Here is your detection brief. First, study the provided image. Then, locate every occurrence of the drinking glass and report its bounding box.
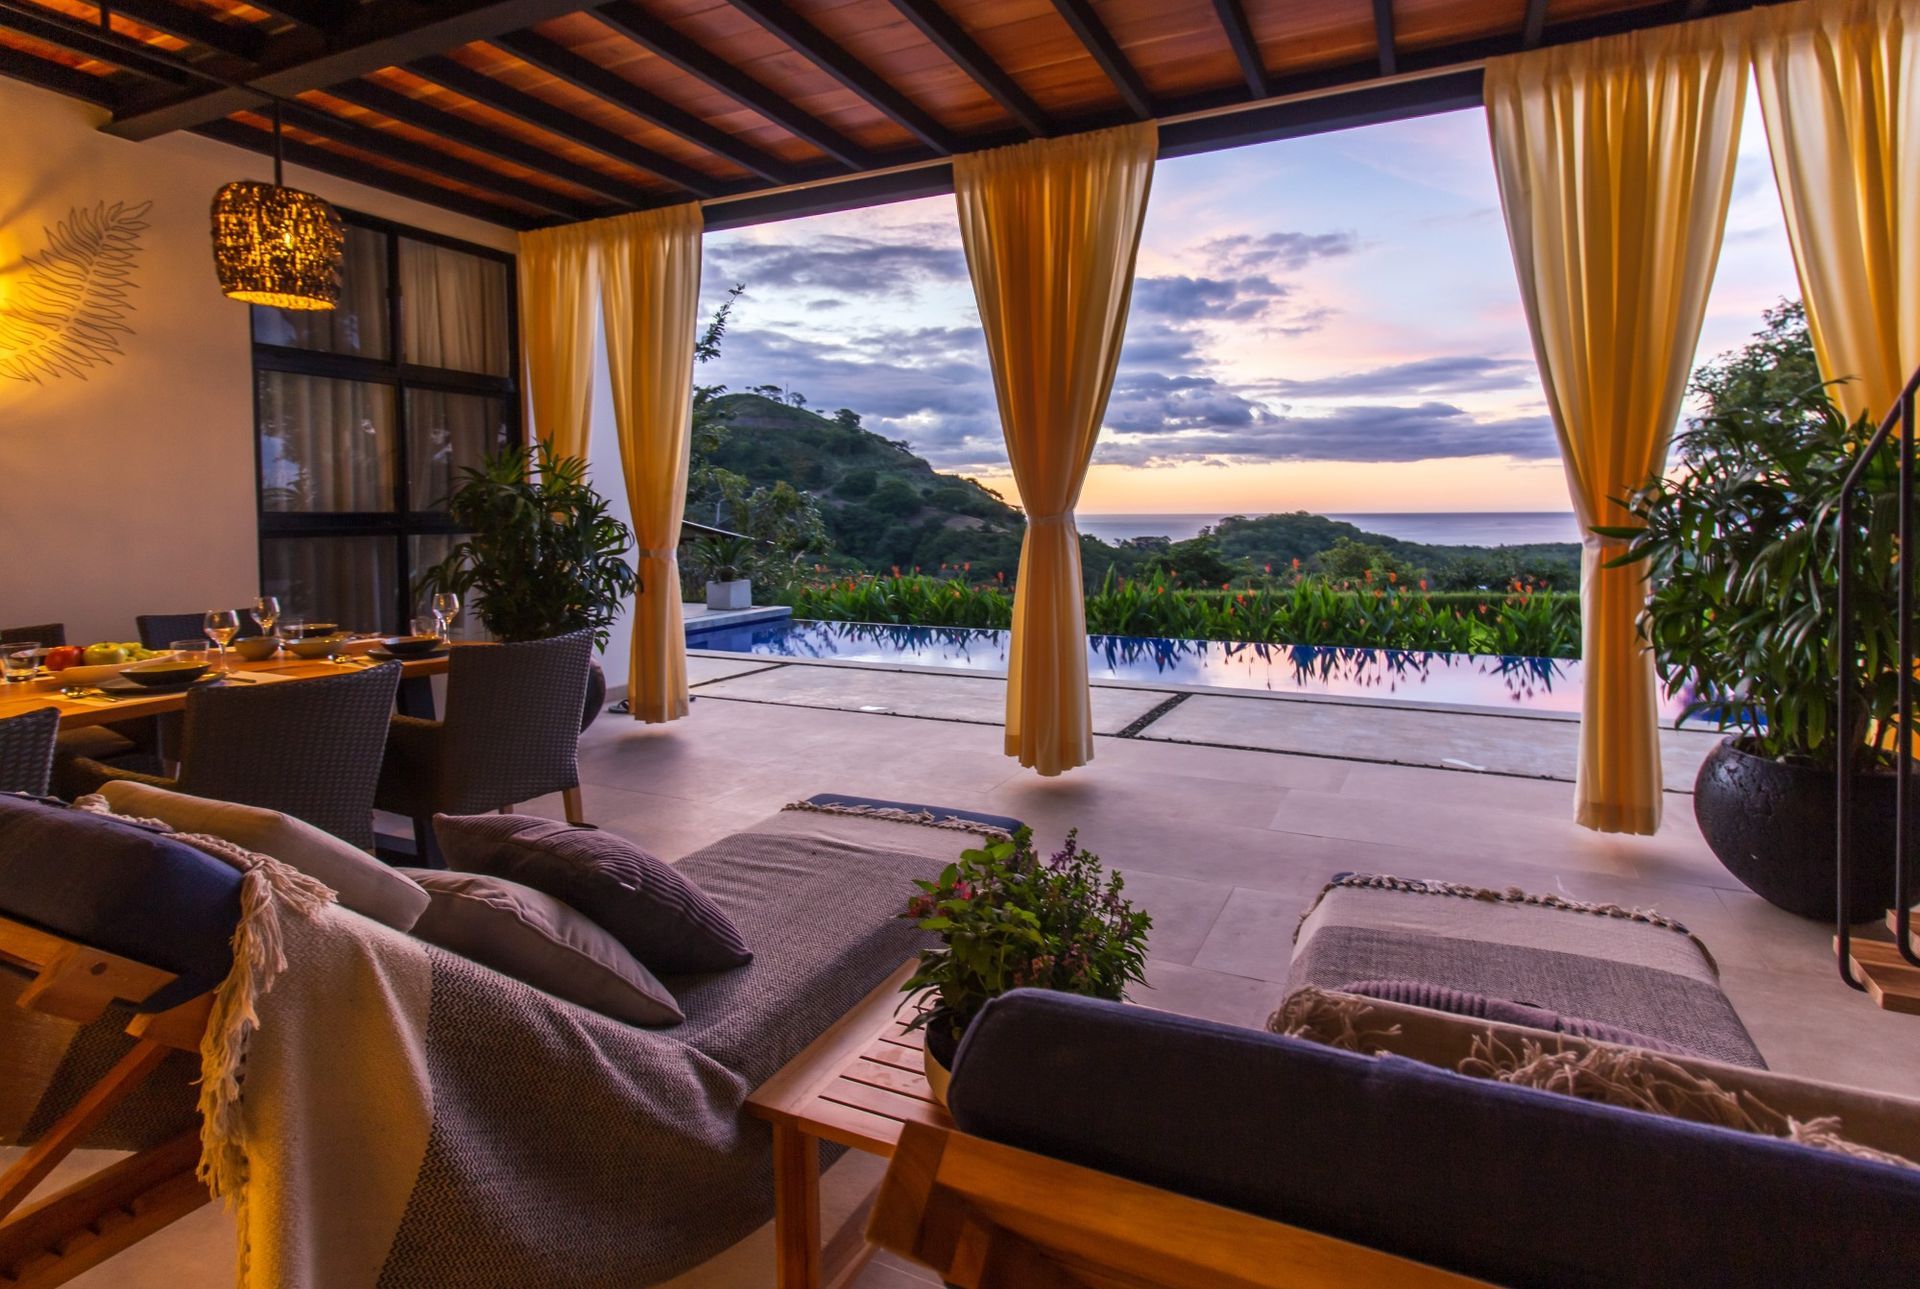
[411,615,439,640]
[203,609,241,673]
[280,615,305,642]
[169,640,210,667]
[1,642,39,684]
[251,595,280,644]
[430,592,460,643]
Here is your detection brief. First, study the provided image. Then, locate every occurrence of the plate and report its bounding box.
[367,644,450,662]
[36,655,173,688]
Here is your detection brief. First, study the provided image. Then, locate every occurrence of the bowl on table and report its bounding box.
[377,635,441,659]
[232,636,283,662]
[291,622,338,640]
[38,656,165,688]
[120,659,211,688]
[287,633,349,659]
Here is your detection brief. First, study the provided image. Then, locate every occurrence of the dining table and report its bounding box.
[0,640,456,729]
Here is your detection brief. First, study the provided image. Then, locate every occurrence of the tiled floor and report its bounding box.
[41,667,1920,1289]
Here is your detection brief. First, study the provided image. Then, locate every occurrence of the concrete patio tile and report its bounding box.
[1114,870,1234,967]
[1189,886,1313,983]
[689,665,1175,734]
[1136,959,1282,1031]
[1088,731,1355,792]
[1337,759,1581,817]
[686,655,787,685]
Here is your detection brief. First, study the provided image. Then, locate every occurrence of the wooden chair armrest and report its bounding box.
[867,1121,1486,1289]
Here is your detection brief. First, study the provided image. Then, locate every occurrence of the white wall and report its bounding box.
[582,317,632,693]
[0,78,513,646]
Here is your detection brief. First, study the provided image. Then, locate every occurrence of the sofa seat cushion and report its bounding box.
[1288,874,1763,1067]
[99,780,429,933]
[949,990,1920,1289]
[0,793,241,1010]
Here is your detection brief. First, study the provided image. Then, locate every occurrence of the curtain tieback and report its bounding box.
[1027,512,1076,529]
[636,547,678,561]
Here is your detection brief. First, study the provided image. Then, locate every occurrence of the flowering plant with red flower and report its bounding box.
[899,827,1151,1054]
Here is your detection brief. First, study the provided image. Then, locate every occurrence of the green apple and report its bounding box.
[82,643,129,666]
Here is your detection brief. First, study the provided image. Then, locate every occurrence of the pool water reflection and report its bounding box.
[687,618,1705,722]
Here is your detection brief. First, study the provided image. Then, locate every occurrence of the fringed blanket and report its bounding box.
[7,804,988,1287]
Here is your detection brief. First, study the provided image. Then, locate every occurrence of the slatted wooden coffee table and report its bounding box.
[746,959,950,1289]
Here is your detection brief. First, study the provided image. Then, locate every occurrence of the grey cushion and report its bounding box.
[101,781,429,933]
[1338,979,1692,1055]
[399,869,684,1027]
[0,793,241,1010]
[433,813,750,974]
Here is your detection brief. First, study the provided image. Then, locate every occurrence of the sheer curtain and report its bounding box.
[400,239,510,374]
[954,122,1157,776]
[1486,17,1748,834]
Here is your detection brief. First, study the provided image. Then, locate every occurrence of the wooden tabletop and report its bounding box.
[747,960,951,1156]
[0,643,452,729]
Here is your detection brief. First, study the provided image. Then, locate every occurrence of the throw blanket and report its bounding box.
[8,806,984,1287]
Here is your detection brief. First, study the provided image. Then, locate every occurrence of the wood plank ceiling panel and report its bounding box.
[1242,0,1380,79]
[1092,0,1243,101]
[642,0,923,153]
[938,0,1122,119]
[1393,0,1529,54]
[451,37,755,181]
[790,0,1010,134]
[537,10,827,164]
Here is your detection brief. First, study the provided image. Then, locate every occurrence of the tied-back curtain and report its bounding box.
[517,223,598,461]
[954,122,1157,776]
[1486,18,1748,834]
[598,204,703,724]
[1752,0,1919,421]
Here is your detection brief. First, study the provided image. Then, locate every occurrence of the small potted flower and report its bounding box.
[901,827,1151,1104]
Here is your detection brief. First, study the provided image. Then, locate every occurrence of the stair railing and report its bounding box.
[1837,365,1920,989]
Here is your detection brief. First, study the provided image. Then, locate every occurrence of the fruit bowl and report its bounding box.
[40,656,168,688]
[121,660,211,687]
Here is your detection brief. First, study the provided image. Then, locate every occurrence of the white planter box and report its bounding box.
[705,579,752,611]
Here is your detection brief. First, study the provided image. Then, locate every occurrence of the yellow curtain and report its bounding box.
[954,123,1156,776]
[1485,18,1748,834]
[598,204,703,724]
[1752,0,1919,421]
[516,222,597,461]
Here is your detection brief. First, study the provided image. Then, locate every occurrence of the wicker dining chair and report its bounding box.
[375,630,594,864]
[61,662,403,849]
[133,611,262,651]
[2,623,65,648]
[0,707,59,796]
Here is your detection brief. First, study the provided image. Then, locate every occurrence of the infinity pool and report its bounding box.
[686,618,1704,721]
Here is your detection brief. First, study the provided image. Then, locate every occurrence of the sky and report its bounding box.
[698,91,1801,516]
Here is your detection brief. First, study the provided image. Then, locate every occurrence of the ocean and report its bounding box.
[1076,512,1582,548]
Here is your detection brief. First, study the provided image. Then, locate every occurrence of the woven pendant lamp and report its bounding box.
[210,104,344,310]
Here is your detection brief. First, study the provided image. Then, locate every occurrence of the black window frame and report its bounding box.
[250,209,522,634]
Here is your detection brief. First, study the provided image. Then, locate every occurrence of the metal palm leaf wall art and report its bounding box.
[0,199,153,384]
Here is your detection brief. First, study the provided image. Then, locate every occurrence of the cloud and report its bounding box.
[1202,230,1357,274]
[1094,402,1559,466]
[1131,274,1290,322]
[1261,355,1540,398]
[707,234,965,296]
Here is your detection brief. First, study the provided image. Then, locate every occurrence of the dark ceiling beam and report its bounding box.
[884,0,1049,136]
[0,43,123,105]
[593,2,877,170]
[0,3,190,89]
[1520,0,1549,48]
[1372,0,1397,76]
[1049,0,1151,118]
[102,0,609,140]
[273,98,605,220]
[723,0,958,153]
[1209,0,1268,98]
[103,0,267,63]
[195,114,537,227]
[323,78,663,209]
[409,53,728,198]
[491,29,802,184]
[244,1,352,33]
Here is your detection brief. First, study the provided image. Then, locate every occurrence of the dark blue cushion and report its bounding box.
[0,794,242,1010]
[801,793,1022,836]
[947,990,1920,1288]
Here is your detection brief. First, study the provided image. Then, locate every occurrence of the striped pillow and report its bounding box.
[433,814,752,975]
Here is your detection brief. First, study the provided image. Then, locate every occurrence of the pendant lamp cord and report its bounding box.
[271,100,285,187]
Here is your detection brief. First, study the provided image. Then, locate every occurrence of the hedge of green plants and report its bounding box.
[773,569,1581,659]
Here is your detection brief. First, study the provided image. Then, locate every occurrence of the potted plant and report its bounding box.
[900,827,1151,1103]
[418,441,637,731]
[691,534,755,611]
[1602,387,1912,920]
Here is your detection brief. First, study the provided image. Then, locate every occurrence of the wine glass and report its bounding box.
[203,609,241,674]
[430,592,460,643]
[251,595,280,647]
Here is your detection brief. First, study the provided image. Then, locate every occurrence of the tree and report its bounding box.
[1688,298,1824,423]
[834,408,862,430]
[869,477,922,518]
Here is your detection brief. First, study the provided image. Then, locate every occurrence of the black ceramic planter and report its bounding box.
[1693,737,1907,922]
[581,659,606,732]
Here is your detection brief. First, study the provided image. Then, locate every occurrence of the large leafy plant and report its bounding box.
[418,442,637,650]
[1599,387,1905,772]
[901,828,1151,1046]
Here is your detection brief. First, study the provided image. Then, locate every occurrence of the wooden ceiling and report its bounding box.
[0,0,1781,231]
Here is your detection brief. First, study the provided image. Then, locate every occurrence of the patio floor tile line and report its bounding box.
[688,660,789,687]
[1114,691,1190,738]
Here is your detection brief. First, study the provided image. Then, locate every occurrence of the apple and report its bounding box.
[82,643,129,666]
[44,646,83,671]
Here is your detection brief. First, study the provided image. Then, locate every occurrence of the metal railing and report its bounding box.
[1837,365,1920,988]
